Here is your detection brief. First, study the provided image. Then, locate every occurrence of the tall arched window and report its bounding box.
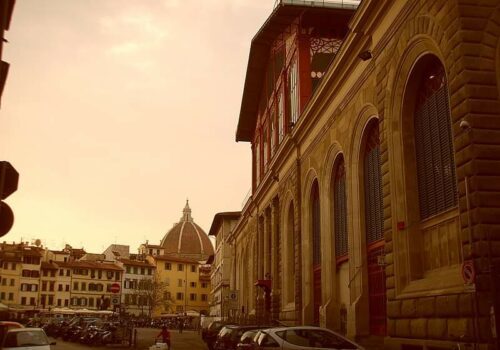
[363,119,386,336]
[285,201,295,304]
[414,58,458,219]
[364,123,383,244]
[312,182,321,266]
[403,55,461,276]
[332,156,348,263]
[311,180,321,325]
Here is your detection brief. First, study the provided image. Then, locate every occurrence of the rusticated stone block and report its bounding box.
[428,318,447,339]
[387,318,396,336]
[387,288,396,301]
[416,297,435,317]
[436,295,459,317]
[395,319,411,338]
[386,276,395,289]
[410,318,427,338]
[401,299,417,318]
[385,263,394,276]
[387,300,401,318]
[458,293,473,316]
[448,318,474,340]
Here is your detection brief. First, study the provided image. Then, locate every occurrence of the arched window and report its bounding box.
[414,58,458,219]
[285,201,295,304]
[364,122,383,244]
[312,182,321,266]
[402,55,461,276]
[332,156,348,263]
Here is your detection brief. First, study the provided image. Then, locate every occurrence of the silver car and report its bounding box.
[2,327,56,350]
[253,326,363,350]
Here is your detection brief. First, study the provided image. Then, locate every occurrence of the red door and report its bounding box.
[313,265,321,325]
[367,241,386,335]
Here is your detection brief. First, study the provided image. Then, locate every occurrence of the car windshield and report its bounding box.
[3,330,49,347]
[281,329,357,349]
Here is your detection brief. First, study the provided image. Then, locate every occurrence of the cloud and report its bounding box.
[100,11,168,61]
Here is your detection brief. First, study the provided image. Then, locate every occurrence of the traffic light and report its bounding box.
[0,161,18,237]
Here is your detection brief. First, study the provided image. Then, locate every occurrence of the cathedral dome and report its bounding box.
[160,201,214,261]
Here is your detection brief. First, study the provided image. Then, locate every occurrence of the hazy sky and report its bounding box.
[0,0,273,253]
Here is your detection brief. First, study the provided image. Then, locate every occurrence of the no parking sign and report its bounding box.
[461,260,476,285]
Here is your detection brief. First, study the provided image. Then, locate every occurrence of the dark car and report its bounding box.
[202,321,228,350]
[214,325,272,350]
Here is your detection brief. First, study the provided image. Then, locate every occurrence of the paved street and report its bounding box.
[50,328,208,350]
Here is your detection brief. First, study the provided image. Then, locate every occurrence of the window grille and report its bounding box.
[312,182,321,266]
[414,63,458,219]
[364,122,383,244]
[333,157,348,259]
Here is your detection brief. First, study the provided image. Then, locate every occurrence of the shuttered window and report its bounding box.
[312,182,321,267]
[333,157,348,259]
[414,63,458,220]
[364,123,383,244]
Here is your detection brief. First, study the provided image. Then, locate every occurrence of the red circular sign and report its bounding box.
[461,260,475,284]
[110,283,121,293]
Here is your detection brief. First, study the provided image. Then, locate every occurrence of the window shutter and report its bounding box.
[334,159,349,258]
[364,124,383,244]
[414,67,458,220]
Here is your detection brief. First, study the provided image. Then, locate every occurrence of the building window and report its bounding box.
[81,282,86,291]
[50,270,56,277]
[1,279,5,286]
[311,181,321,267]
[41,281,47,291]
[178,279,183,287]
[126,266,131,274]
[201,282,208,288]
[364,120,383,245]
[89,298,94,307]
[190,293,196,301]
[8,293,13,301]
[30,297,36,306]
[165,263,171,270]
[287,56,299,125]
[176,305,184,312]
[190,282,196,288]
[255,136,260,186]
[73,282,78,291]
[278,89,285,143]
[333,155,348,262]
[176,292,184,300]
[57,299,61,306]
[48,295,54,306]
[21,297,26,305]
[0,292,5,300]
[414,60,458,219]
[49,282,55,292]
[59,269,64,276]
[10,279,14,286]
[201,294,207,302]
[58,284,62,292]
[64,299,69,307]
[65,285,70,292]
[190,265,196,273]
[177,264,184,272]
[402,55,461,277]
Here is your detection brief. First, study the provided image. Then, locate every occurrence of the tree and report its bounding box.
[130,273,172,318]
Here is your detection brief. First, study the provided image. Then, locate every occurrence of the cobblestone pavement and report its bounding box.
[50,328,208,350]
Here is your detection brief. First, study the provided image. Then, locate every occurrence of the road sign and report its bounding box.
[462,260,476,284]
[111,296,120,305]
[110,283,121,294]
[227,290,239,309]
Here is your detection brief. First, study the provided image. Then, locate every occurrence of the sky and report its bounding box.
[0,0,275,253]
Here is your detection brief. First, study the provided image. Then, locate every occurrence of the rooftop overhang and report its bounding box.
[208,211,241,237]
[235,0,359,142]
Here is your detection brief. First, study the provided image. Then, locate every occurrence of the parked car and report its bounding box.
[202,321,228,350]
[0,321,23,345]
[1,327,55,350]
[252,326,363,350]
[215,325,274,350]
[236,329,261,349]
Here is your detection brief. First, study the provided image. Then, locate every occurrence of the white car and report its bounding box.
[1,328,55,350]
[253,326,364,350]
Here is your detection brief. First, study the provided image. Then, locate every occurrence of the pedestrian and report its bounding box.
[178,319,183,334]
[156,325,171,349]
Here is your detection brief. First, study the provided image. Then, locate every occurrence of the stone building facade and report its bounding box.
[229,0,500,349]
